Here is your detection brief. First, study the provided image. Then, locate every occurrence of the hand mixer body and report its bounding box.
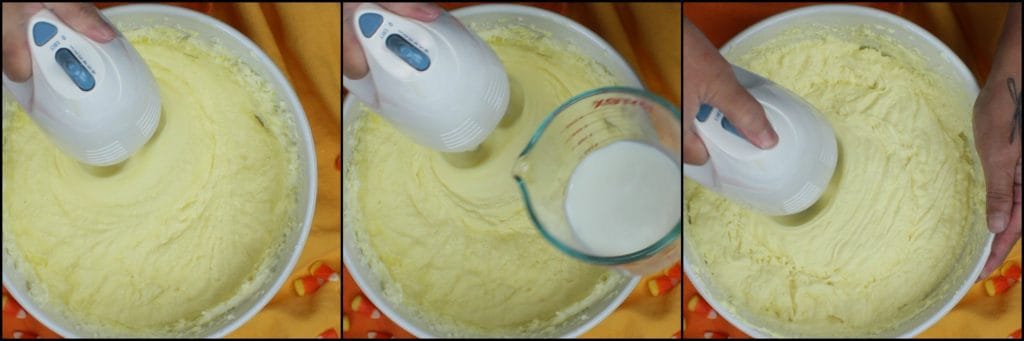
[683,66,838,216]
[2,9,161,167]
[342,3,510,152]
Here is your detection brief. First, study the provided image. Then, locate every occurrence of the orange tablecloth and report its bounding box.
[683,2,1022,338]
[2,2,341,338]
[341,2,682,339]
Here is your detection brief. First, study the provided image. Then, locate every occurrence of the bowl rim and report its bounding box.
[684,3,993,339]
[1,3,318,338]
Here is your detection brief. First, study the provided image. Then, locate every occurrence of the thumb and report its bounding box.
[705,68,778,149]
[47,3,115,43]
[378,3,442,22]
[983,160,1015,233]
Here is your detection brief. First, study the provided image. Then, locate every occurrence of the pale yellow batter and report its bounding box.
[684,26,985,336]
[344,24,626,336]
[2,26,298,336]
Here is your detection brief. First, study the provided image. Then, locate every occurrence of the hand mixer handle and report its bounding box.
[684,65,837,216]
[340,3,397,111]
[682,159,716,188]
[1,76,33,113]
[342,72,378,109]
[683,102,768,190]
[342,3,510,152]
[2,8,161,166]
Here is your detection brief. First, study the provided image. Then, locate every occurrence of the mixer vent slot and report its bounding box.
[441,117,483,150]
[136,98,160,136]
[86,141,127,165]
[783,182,821,213]
[482,78,506,117]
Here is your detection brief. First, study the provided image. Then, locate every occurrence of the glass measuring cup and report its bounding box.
[512,86,681,276]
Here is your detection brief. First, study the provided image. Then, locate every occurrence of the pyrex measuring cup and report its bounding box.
[513,86,681,276]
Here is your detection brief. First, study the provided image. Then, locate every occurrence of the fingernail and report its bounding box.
[420,6,441,19]
[988,213,1007,233]
[99,26,115,41]
[756,129,778,149]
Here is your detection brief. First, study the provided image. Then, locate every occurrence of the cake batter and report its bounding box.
[684,26,984,336]
[2,26,299,335]
[344,24,626,336]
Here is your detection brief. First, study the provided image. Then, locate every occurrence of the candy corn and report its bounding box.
[687,295,712,315]
[1010,328,1021,339]
[703,331,728,339]
[351,294,381,319]
[310,260,335,281]
[295,275,325,296]
[367,331,392,339]
[666,261,681,281]
[12,331,37,339]
[673,329,681,338]
[317,328,339,339]
[649,275,677,296]
[985,276,1012,296]
[1001,262,1021,283]
[343,314,349,332]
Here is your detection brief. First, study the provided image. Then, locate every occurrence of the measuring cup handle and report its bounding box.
[683,161,716,189]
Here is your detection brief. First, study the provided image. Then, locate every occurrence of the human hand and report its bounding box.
[2,3,114,82]
[682,17,777,165]
[974,3,1021,281]
[342,2,442,79]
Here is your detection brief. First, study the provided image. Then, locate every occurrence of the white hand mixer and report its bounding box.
[2,9,161,167]
[684,65,838,216]
[342,3,509,152]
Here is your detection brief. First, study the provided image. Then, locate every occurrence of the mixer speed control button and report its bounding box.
[720,116,745,139]
[386,34,430,71]
[696,104,713,122]
[54,48,95,91]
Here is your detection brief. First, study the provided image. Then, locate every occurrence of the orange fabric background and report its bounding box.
[2,2,341,338]
[683,2,1022,339]
[341,2,682,339]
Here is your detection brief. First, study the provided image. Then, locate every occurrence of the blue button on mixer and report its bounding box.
[696,104,712,122]
[358,13,383,38]
[697,104,745,139]
[720,116,744,138]
[32,21,57,47]
[386,34,430,71]
[55,48,94,91]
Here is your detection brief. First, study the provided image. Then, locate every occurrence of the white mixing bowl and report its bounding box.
[342,4,644,338]
[1,4,318,337]
[683,4,992,338]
